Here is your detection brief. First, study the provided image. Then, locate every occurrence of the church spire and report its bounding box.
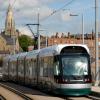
[5,4,15,37]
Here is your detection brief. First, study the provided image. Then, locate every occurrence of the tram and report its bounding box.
[3,44,92,96]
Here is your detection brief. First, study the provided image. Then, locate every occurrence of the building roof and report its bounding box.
[0,51,10,54]
[1,33,14,45]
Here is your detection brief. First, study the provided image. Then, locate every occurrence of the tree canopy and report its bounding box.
[18,35,34,51]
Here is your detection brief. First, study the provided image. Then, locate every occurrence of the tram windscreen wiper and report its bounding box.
[69,75,83,80]
[70,75,77,80]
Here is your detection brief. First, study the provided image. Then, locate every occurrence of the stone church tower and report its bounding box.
[0,4,20,55]
[5,4,15,37]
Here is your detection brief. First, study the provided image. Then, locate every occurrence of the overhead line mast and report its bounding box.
[26,14,40,50]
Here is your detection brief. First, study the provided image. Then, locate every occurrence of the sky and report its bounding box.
[0,0,100,37]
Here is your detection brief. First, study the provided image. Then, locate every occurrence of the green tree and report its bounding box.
[18,35,34,51]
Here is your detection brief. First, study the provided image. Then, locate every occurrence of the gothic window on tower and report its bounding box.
[8,22,10,26]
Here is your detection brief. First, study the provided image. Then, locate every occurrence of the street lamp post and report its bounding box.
[95,0,99,86]
[46,32,48,47]
[70,14,84,44]
[82,14,84,44]
[37,13,40,50]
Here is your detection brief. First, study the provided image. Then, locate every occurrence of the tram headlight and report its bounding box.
[85,78,91,83]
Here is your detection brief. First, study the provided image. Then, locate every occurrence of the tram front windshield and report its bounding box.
[62,55,88,76]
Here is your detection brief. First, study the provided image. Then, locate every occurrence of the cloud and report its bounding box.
[11,0,56,10]
[61,10,71,21]
[0,0,8,10]
[38,6,53,20]
[14,6,53,20]
[11,0,39,9]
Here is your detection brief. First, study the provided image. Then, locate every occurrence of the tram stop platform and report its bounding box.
[91,86,100,97]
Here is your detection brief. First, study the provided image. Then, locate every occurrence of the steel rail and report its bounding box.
[0,83,33,100]
[0,94,6,100]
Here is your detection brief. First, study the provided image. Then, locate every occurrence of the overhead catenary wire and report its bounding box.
[41,0,76,22]
[8,0,76,23]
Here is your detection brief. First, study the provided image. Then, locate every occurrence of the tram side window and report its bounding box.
[28,60,31,76]
[32,59,35,76]
[12,61,15,73]
[10,62,14,73]
[29,59,33,77]
[18,60,20,75]
[26,59,30,76]
[5,62,8,70]
[21,60,24,74]
[3,61,7,73]
[54,56,60,75]
[48,56,53,77]
[10,62,12,73]
[39,58,44,77]
[43,57,48,77]
[18,60,23,75]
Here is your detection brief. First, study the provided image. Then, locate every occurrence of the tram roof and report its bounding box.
[18,52,27,59]
[3,44,89,60]
[9,53,20,61]
[39,44,89,57]
[25,50,39,59]
[3,55,11,61]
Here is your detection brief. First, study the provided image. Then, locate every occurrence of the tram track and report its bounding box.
[0,83,33,100]
[0,82,100,100]
[0,95,6,100]
[63,94,100,100]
